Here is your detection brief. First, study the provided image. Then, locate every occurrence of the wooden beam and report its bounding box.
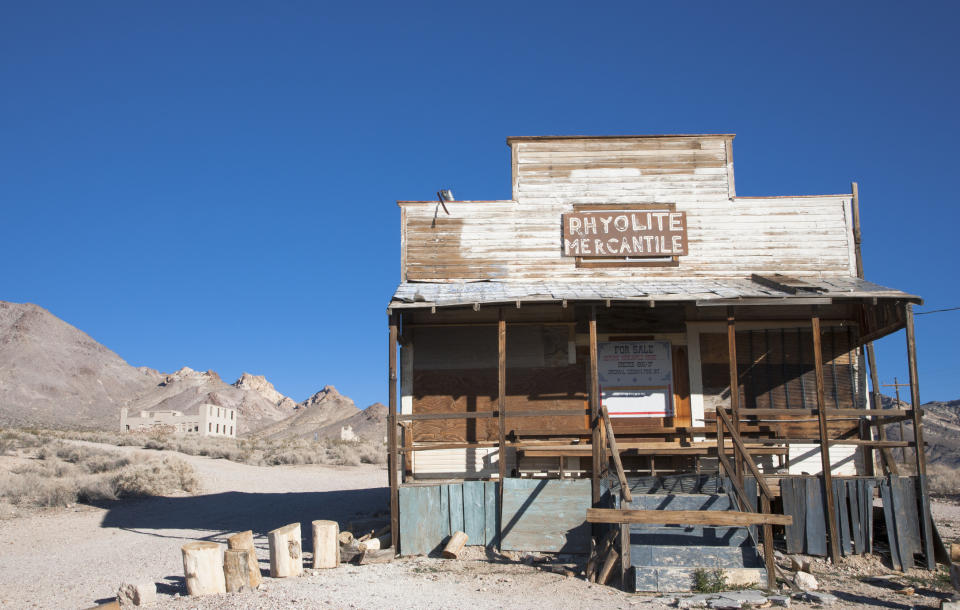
[727,307,743,480]
[388,312,399,553]
[906,304,935,570]
[589,306,601,506]
[867,342,899,475]
[812,309,841,563]
[396,411,497,421]
[715,408,774,500]
[498,309,507,528]
[600,404,632,502]
[586,508,793,527]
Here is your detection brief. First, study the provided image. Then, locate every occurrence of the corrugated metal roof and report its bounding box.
[388,277,920,309]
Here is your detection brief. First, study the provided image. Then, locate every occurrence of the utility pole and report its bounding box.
[882,377,912,462]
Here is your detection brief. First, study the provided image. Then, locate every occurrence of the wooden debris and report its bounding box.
[586,529,617,583]
[338,531,355,546]
[226,530,261,589]
[181,542,226,596]
[223,549,252,593]
[357,548,394,565]
[597,548,620,585]
[441,531,469,559]
[268,522,303,578]
[951,542,960,563]
[312,520,339,569]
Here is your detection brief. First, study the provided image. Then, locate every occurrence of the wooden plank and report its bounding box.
[727,307,743,480]
[449,483,464,536]
[847,479,863,554]
[812,311,841,563]
[500,479,591,552]
[890,476,916,569]
[782,478,807,554]
[835,478,852,555]
[485,480,497,548]
[388,312,400,552]
[586,508,792,526]
[398,411,498,421]
[600,403,632,502]
[880,478,902,571]
[863,478,875,555]
[589,307,601,506]
[905,304,935,570]
[497,310,506,536]
[805,477,828,556]
[462,481,486,544]
[398,485,442,556]
[439,483,451,539]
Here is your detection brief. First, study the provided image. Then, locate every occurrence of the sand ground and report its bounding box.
[0,443,957,609]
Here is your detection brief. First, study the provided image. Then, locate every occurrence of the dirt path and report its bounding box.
[0,443,387,609]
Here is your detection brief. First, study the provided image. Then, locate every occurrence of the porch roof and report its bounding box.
[388,276,921,309]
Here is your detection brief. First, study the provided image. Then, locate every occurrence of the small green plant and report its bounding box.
[692,568,727,593]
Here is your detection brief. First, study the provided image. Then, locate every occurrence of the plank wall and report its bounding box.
[400,136,855,281]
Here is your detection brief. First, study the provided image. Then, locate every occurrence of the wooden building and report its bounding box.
[385,134,934,591]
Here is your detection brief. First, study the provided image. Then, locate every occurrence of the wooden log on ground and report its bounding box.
[586,528,617,582]
[441,531,469,559]
[338,531,354,546]
[312,520,339,569]
[358,538,380,552]
[268,523,303,578]
[226,530,261,589]
[357,548,394,565]
[181,542,226,596]
[340,541,363,564]
[951,542,960,563]
[223,549,252,593]
[598,548,620,585]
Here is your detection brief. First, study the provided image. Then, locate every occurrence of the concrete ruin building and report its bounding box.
[384,134,937,591]
[120,403,237,438]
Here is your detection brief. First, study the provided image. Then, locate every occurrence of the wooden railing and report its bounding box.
[715,406,777,591]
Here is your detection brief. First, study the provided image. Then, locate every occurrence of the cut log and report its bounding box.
[357,548,394,565]
[223,549,252,593]
[312,520,339,569]
[340,541,362,564]
[181,542,226,596]
[951,543,960,563]
[597,548,620,586]
[441,531,469,559]
[338,531,354,546]
[226,530,261,589]
[358,538,380,552]
[586,529,617,583]
[268,523,303,578]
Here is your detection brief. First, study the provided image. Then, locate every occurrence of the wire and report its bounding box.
[914,306,960,316]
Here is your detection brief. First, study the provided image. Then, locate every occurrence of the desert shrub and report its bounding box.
[81,453,130,474]
[112,457,200,497]
[35,479,78,507]
[326,442,361,466]
[77,476,119,502]
[692,568,727,593]
[358,443,387,465]
[928,464,960,497]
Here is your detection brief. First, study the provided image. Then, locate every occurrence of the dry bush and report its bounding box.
[112,457,200,497]
[928,464,960,497]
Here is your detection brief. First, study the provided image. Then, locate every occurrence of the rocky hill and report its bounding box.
[880,394,960,468]
[251,386,387,442]
[0,301,300,432]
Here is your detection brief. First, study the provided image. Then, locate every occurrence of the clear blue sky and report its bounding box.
[2,2,958,407]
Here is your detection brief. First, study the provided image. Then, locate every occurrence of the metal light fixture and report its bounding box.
[436,189,454,215]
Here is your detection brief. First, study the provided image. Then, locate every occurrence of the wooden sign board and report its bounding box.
[561,210,688,257]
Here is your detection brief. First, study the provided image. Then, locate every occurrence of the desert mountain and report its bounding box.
[252,386,387,442]
[0,301,296,432]
[880,394,960,468]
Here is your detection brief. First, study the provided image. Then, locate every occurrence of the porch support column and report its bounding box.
[905,303,935,569]
[388,311,399,553]
[811,308,841,563]
[589,305,601,505]
[497,308,507,548]
[725,307,743,480]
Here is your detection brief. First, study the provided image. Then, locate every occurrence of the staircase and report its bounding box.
[624,492,767,592]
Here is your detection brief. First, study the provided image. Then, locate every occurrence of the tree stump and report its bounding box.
[223,549,252,593]
[312,520,339,569]
[181,542,226,596]
[441,531,468,559]
[226,530,261,589]
[268,523,303,578]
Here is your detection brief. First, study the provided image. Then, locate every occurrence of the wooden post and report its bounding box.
[726,307,743,482]
[761,495,775,590]
[497,308,507,549]
[181,542,225,596]
[905,303,935,570]
[268,522,303,578]
[226,530,261,589]
[620,522,631,591]
[388,311,399,553]
[589,306,601,506]
[812,310,841,563]
[223,549,252,593]
[600,404,632,502]
[311,520,339,569]
[866,344,898,475]
[442,531,469,558]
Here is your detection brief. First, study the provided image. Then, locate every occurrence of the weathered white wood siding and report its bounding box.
[411,447,516,479]
[401,135,856,281]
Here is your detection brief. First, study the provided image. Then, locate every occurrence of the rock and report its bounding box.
[794,591,837,606]
[794,570,818,590]
[769,595,791,607]
[789,556,811,573]
[676,594,715,608]
[707,599,740,610]
[941,601,960,610]
[719,591,767,604]
[117,582,156,606]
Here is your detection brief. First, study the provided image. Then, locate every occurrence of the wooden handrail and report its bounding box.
[716,407,775,502]
[600,404,632,502]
